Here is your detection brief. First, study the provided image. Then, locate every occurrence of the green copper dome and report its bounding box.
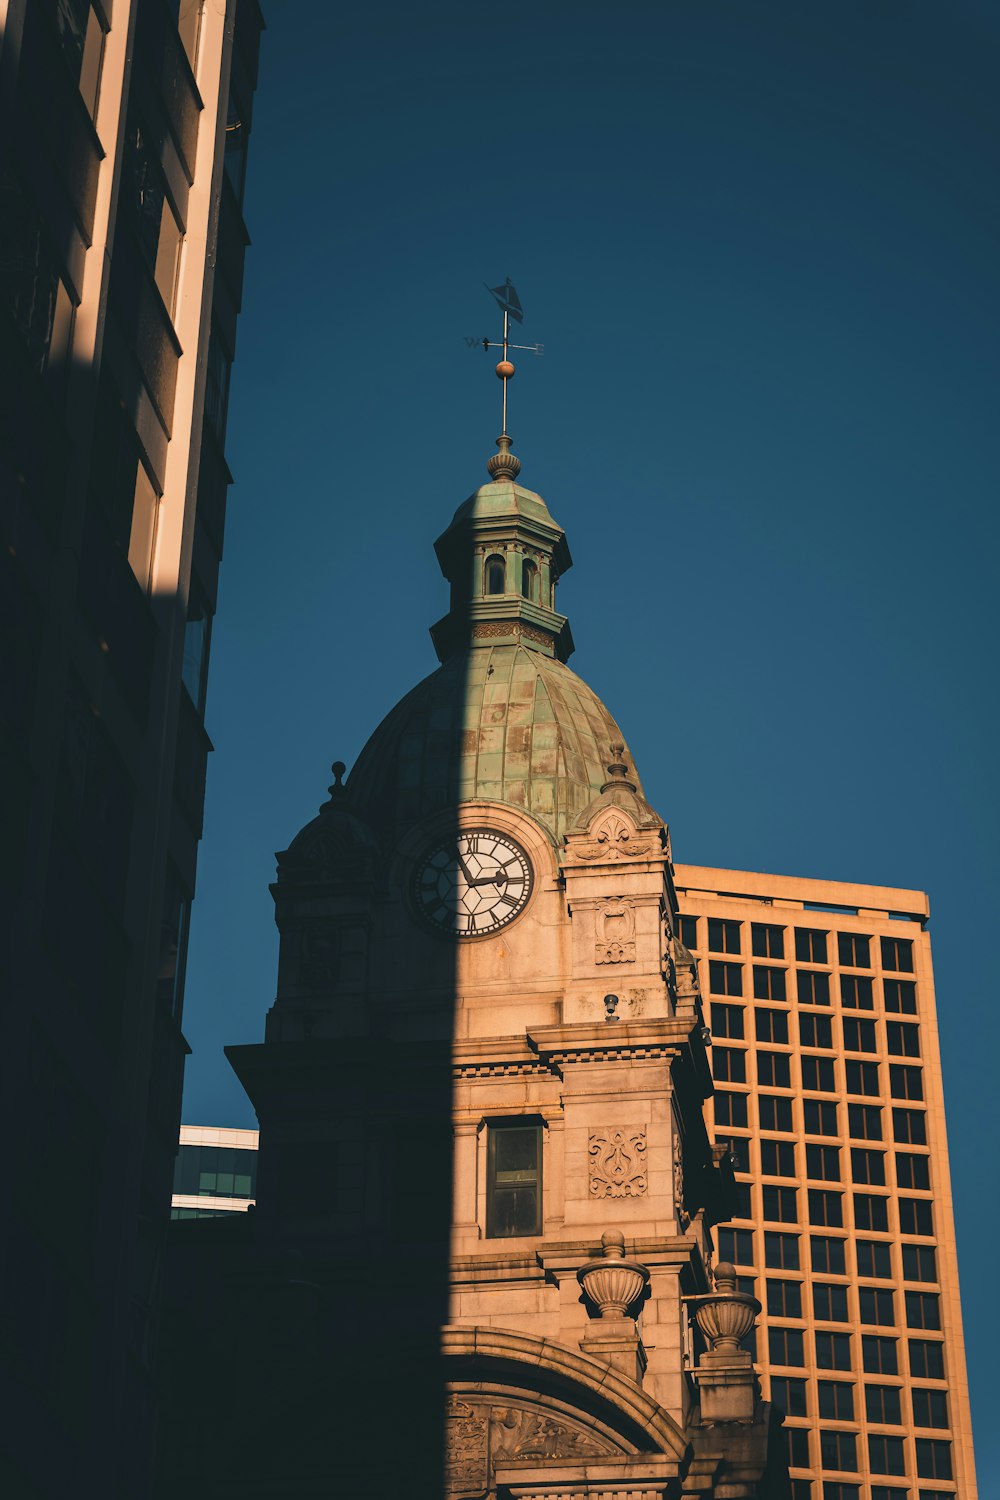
[346,644,643,846]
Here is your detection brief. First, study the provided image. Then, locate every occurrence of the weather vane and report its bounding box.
[480,278,543,438]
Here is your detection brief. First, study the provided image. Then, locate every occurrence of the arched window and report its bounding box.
[521,559,537,601]
[485,555,505,595]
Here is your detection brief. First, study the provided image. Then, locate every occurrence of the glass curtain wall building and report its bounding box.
[1,3,263,1495]
[674,863,976,1500]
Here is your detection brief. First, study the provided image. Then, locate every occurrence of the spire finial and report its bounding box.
[482,278,542,481]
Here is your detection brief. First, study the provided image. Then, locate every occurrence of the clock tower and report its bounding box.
[160,424,790,1499]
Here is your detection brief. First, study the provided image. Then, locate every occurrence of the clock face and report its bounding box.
[414,829,533,938]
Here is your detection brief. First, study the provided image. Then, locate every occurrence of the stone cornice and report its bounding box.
[527,1018,694,1067]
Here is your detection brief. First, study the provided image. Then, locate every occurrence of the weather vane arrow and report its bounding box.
[474,279,543,482]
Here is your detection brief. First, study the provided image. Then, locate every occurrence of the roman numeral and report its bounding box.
[498,892,519,907]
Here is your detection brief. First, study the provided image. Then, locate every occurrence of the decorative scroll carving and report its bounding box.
[595,897,636,964]
[444,1396,614,1497]
[588,1126,648,1198]
[673,1134,690,1228]
[444,1397,489,1495]
[574,811,656,862]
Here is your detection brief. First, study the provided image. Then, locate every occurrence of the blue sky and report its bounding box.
[183,1,998,1480]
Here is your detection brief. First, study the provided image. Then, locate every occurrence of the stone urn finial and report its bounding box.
[687,1261,761,1353]
[577,1230,649,1318]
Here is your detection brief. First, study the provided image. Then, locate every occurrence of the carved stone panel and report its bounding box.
[588,1126,648,1198]
[574,810,656,862]
[595,898,636,965]
[444,1395,615,1498]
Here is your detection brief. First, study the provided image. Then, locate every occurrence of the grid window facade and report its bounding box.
[684,876,972,1500]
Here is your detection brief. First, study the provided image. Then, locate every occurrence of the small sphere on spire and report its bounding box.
[495,360,515,380]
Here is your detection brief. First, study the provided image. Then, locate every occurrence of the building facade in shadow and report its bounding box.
[158,431,790,1498]
[1,2,262,1493]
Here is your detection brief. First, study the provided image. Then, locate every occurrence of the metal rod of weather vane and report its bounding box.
[502,308,509,433]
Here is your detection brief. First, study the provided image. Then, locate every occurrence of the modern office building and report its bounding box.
[675,864,977,1500]
[1,2,262,1494]
[171,1123,258,1218]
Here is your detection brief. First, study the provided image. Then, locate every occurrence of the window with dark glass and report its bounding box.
[909,1339,945,1379]
[912,1388,948,1427]
[784,1427,811,1468]
[752,923,785,959]
[767,1279,803,1318]
[800,1013,833,1048]
[520,558,537,600]
[848,1103,882,1140]
[868,1435,906,1476]
[714,1091,748,1129]
[754,966,787,1001]
[838,933,870,967]
[859,1287,895,1325]
[768,1326,805,1366]
[903,1244,937,1283]
[809,1189,843,1227]
[851,1149,885,1185]
[678,915,699,949]
[761,1139,796,1177]
[718,1227,754,1264]
[798,969,831,1005]
[485,555,506,594]
[732,1181,752,1219]
[856,1240,892,1278]
[813,1283,849,1321]
[804,1099,838,1136]
[899,1198,933,1236]
[862,1335,898,1374]
[896,1152,930,1190]
[840,975,874,1009]
[713,1047,746,1084]
[854,1194,889,1232]
[758,1052,791,1088]
[905,1292,940,1331]
[711,1002,744,1039]
[870,1487,907,1500]
[843,1017,877,1053]
[819,1430,857,1471]
[173,1144,257,1199]
[811,1236,847,1274]
[845,1060,880,1097]
[205,329,232,441]
[709,960,742,996]
[726,1136,750,1171]
[892,1107,926,1145]
[880,936,914,973]
[181,588,213,716]
[708,917,741,953]
[865,1384,902,1423]
[795,927,828,963]
[822,1485,859,1500]
[756,1008,789,1044]
[817,1380,854,1420]
[771,1376,808,1417]
[802,1056,836,1091]
[886,1021,920,1057]
[915,1440,952,1480]
[764,1231,800,1270]
[806,1144,840,1181]
[763,1186,798,1223]
[486,1123,541,1237]
[759,1095,793,1132]
[890,1064,923,1101]
[884,979,917,1014]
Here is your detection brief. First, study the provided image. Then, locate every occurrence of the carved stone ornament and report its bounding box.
[574,810,656,862]
[687,1262,761,1354]
[588,1126,648,1198]
[577,1229,650,1317]
[673,1134,690,1228]
[444,1395,614,1497]
[595,897,636,965]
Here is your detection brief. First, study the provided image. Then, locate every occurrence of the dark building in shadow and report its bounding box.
[157,428,789,1498]
[1,2,262,1493]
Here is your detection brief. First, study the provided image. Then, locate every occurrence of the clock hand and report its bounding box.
[456,850,476,883]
